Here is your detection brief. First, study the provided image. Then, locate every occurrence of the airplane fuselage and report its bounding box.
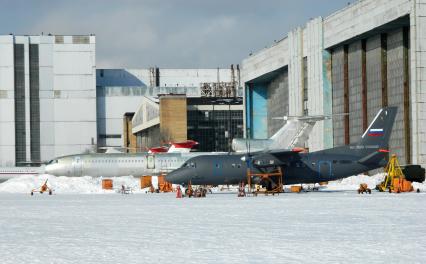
[165,150,385,186]
[45,152,226,177]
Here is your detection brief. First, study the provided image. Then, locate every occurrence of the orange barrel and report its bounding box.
[102,179,113,190]
[290,186,302,193]
[158,176,173,192]
[392,178,402,192]
[401,179,413,192]
[140,176,152,189]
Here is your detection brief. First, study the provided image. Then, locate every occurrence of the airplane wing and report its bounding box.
[247,149,302,168]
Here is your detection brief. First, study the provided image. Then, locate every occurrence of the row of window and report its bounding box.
[181,160,354,170]
[84,159,143,163]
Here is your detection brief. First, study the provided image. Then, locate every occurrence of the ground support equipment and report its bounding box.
[247,167,283,196]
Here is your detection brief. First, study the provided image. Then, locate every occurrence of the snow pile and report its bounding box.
[412,181,426,192]
[326,173,426,192]
[326,173,386,191]
[0,174,153,194]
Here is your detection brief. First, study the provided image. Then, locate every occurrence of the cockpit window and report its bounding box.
[182,162,196,168]
[47,159,58,164]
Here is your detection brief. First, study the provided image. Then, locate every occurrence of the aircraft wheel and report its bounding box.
[31,192,33,196]
[49,190,52,195]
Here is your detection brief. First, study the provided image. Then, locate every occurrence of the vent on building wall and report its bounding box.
[53,90,61,98]
[55,36,64,44]
[72,36,90,44]
[0,90,7,98]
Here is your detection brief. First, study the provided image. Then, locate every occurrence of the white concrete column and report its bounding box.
[306,17,325,151]
[288,27,303,117]
[410,0,426,167]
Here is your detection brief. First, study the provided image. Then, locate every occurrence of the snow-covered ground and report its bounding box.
[0,174,425,263]
[1,173,424,194]
[0,174,155,194]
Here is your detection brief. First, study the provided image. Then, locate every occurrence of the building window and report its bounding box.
[99,134,122,139]
[55,36,64,44]
[72,35,90,44]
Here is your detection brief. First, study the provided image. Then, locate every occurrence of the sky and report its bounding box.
[1,0,355,69]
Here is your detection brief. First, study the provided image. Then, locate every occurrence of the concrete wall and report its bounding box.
[96,87,146,147]
[50,35,97,158]
[323,0,411,49]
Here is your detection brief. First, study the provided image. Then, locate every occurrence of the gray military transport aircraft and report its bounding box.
[165,107,397,186]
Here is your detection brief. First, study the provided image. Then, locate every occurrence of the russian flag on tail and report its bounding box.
[368,128,384,137]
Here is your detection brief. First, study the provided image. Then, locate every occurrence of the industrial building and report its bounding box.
[96,67,242,149]
[0,34,96,166]
[131,95,244,152]
[0,33,242,165]
[242,0,426,166]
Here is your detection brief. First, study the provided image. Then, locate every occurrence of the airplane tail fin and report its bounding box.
[322,107,397,165]
[356,107,397,152]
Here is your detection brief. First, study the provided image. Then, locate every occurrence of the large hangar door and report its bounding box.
[267,69,289,137]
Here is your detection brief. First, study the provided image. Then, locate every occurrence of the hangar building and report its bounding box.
[0,35,96,166]
[241,0,426,166]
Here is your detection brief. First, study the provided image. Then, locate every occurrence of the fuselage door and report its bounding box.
[319,161,331,179]
[147,155,155,169]
[73,156,82,177]
[213,160,225,182]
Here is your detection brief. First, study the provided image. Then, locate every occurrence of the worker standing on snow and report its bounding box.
[238,182,246,197]
[176,185,182,198]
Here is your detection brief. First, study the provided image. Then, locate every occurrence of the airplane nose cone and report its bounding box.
[44,165,55,175]
[45,164,63,176]
[166,169,186,185]
[39,165,47,174]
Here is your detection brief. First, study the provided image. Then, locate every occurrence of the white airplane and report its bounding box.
[43,140,219,177]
